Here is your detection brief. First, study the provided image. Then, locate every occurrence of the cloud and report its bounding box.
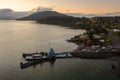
[30,6,53,12]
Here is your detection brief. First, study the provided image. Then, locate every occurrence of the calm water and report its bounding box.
[0,20,119,80]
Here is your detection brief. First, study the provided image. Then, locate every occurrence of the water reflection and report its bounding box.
[49,60,56,67]
[20,59,56,69]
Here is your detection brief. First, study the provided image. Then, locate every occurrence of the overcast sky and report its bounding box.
[0,0,120,14]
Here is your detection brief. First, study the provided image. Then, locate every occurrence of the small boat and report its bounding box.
[25,53,43,60]
[22,52,47,58]
[25,56,42,60]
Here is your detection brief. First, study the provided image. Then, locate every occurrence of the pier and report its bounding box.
[20,52,73,69]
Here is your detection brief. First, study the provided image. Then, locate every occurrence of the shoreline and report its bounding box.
[68,40,120,59]
[67,27,120,60]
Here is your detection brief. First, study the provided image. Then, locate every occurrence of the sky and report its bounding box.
[0,0,120,14]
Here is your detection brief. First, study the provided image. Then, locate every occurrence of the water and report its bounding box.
[0,20,119,80]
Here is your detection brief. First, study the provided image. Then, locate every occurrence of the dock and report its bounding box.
[20,58,49,69]
[20,52,73,69]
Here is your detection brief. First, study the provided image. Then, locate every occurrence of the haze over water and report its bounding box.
[0,20,119,80]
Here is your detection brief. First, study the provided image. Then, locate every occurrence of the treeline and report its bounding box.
[91,17,120,29]
[37,16,89,29]
[37,16,120,30]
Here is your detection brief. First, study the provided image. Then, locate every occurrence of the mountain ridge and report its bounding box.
[18,11,70,20]
[0,8,120,20]
[0,9,29,20]
[67,12,120,18]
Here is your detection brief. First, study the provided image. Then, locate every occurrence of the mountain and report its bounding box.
[18,11,69,20]
[67,12,120,18]
[67,13,95,18]
[0,9,29,20]
[0,8,120,20]
[100,12,120,16]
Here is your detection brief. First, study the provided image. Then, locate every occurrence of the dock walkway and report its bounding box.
[20,52,73,69]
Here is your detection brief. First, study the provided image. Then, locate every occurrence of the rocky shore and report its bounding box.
[67,27,120,59]
[68,38,120,59]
